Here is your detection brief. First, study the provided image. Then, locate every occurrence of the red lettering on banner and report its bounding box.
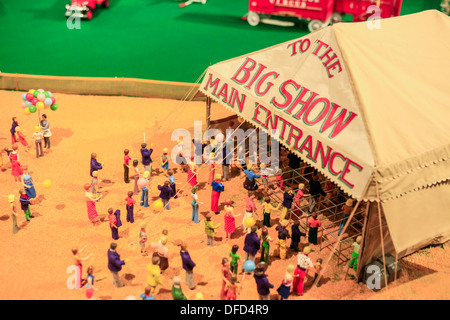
[320,103,357,139]
[256,72,279,96]
[329,152,345,176]
[340,158,363,188]
[203,73,221,95]
[270,80,298,109]
[298,135,314,158]
[312,140,333,169]
[232,57,257,85]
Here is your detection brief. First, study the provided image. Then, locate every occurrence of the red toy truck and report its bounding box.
[245,0,402,31]
[65,0,110,20]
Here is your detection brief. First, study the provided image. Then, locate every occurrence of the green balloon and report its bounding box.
[44,92,50,98]
[29,105,37,113]
[50,104,58,111]
[33,91,39,98]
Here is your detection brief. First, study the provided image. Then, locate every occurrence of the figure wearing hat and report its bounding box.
[160,147,170,176]
[292,246,314,296]
[273,219,291,260]
[338,199,353,236]
[171,276,187,300]
[32,126,44,158]
[211,173,224,214]
[348,236,362,271]
[8,194,20,234]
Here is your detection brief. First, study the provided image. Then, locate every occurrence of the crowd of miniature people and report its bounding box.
[3,116,361,300]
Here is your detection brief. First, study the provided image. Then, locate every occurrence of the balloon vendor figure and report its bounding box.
[9,194,20,234]
[211,173,224,215]
[19,188,34,221]
[14,126,29,152]
[33,126,44,158]
[160,147,170,176]
[204,213,221,246]
[40,114,52,150]
[229,244,240,275]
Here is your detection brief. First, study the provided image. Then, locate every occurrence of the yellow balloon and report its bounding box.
[36,101,45,110]
[23,107,31,115]
[28,89,35,94]
[43,179,52,188]
[152,199,164,211]
[244,217,255,228]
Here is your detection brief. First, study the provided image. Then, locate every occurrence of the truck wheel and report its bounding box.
[247,12,260,26]
[331,12,343,24]
[308,20,323,32]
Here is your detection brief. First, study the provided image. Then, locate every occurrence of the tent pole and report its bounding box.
[206,96,211,129]
[355,201,370,281]
[375,180,389,289]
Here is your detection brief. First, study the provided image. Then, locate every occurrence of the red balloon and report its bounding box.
[26,93,34,101]
[50,97,56,104]
[32,98,38,106]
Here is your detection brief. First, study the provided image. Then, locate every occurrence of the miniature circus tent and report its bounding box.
[199,10,450,277]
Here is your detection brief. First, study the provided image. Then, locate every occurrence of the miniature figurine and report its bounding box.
[253,262,274,300]
[72,246,93,289]
[160,147,170,176]
[168,169,178,199]
[90,170,101,199]
[139,222,148,256]
[229,244,240,275]
[208,155,216,185]
[313,258,323,287]
[158,180,174,210]
[260,227,273,264]
[187,157,198,187]
[132,159,140,195]
[85,265,98,299]
[220,257,231,300]
[324,181,337,206]
[40,114,52,150]
[107,242,127,288]
[19,188,34,221]
[277,264,295,300]
[273,219,290,260]
[10,144,23,182]
[140,142,154,176]
[125,191,137,226]
[8,194,20,234]
[21,165,36,200]
[338,199,353,236]
[222,144,232,181]
[179,241,196,290]
[90,153,103,177]
[151,235,169,272]
[308,175,326,216]
[84,183,102,226]
[10,117,19,145]
[290,220,306,252]
[293,183,310,216]
[242,191,258,233]
[225,275,240,300]
[191,186,201,223]
[32,126,44,158]
[308,212,322,245]
[123,149,132,183]
[108,208,119,240]
[275,168,285,191]
[348,236,362,271]
[211,173,224,214]
[242,225,261,273]
[140,286,155,300]
[262,197,280,228]
[14,126,29,152]
[205,213,220,246]
[243,164,260,191]
[171,276,187,300]
[224,199,240,240]
[140,178,149,208]
[281,186,295,221]
[292,246,314,296]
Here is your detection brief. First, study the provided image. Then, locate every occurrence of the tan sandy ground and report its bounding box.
[0,89,449,300]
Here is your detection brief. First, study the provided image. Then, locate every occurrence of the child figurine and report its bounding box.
[290,220,306,252]
[171,276,187,300]
[132,159,140,195]
[123,149,131,183]
[158,181,174,210]
[151,235,169,272]
[205,213,221,246]
[140,286,155,300]
[277,264,295,300]
[19,189,34,221]
[191,186,202,224]
[168,169,178,199]
[262,197,280,228]
[308,212,322,245]
[10,144,23,182]
[14,126,29,152]
[225,275,240,300]
[242,191,258,233]
[85,266,98,300]
[21,165,36,200]
[108,208,120,240]
[281,186,295,221]
[348,236,362,271]
[220,257,231,300]
[160,147,170,176]
[224,199,241,241]
[140,178,149,208]
[211,173,224,214]
[139,222,148,256]
[229,244,240,275]
[9,194,20,234]
[32,126,44,158]
[260,227,273,264]
[313,258,323,287]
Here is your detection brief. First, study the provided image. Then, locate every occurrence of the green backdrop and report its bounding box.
[0,0,442,83]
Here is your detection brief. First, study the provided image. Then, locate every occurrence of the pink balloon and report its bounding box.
[37,93,46,102]
[21,101,27,108]
[216,133,224,142]
[137,178,148,189]
[50,97,56,104]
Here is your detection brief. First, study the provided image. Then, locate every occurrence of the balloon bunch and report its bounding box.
[21,89,58,115]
